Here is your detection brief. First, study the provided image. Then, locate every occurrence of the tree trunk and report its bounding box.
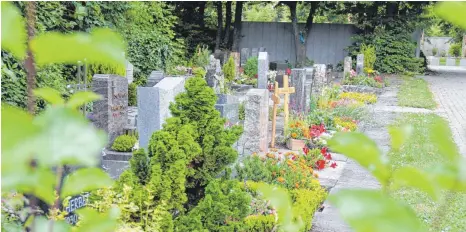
[223,1,232,49]
[198,2,206,28]
[289,1,318,67]
[25,2,37,114]
[289,2,302,67]
[232,1,243,52]
[215,2,223,50]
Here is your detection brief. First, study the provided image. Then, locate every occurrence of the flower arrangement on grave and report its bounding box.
[338,92,377,104]
[334,117,358,132]
[341,68,384,88]
[285,118,310,150]
[308,123,335,148]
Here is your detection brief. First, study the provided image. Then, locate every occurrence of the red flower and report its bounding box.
[330,162,338,169]
[320,147,328,155]
[303,147,309,155]
[286,68,291,75]
[291,155,297,161]
[325,153,332,160]
[316,159,326,170]
[310,124,326,138]
[374,76,383,83]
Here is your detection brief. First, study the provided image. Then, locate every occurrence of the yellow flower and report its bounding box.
[291,132,298,138]
[277,177,285,183]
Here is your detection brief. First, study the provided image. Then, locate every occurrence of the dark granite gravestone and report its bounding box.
[215,94,239,124]
[269,61,288,74]
[259,47,266,52]
[147,71,164,87]
[92,74,128,146]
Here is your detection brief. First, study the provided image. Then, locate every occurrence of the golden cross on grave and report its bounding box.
[271,75,295,148]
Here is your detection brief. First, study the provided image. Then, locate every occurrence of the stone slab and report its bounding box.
[460,59,466,67]
[91,74,128,146]
[216,93,239,104]
[430,57,440,66]
[446,58,456,66]
[356,54,364,75]
[251,48,259,57]
[215,103,239,124]
[137,77,185,150]
[147,71,164,87]
[241,48,250,66]
[126,61,134,84]
[343,56,352,78]
[243,89,269,155]
[258,52,269,89]
[312,64,327,97]
[289,68,307,114]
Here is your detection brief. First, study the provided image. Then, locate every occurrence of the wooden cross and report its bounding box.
[277,75,295,127]
[270,75,295,148]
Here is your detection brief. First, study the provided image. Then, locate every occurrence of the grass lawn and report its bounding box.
[439,57,461,66]
[397,76,437,109]
[388,113,466,231]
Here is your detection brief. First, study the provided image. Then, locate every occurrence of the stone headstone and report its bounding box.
[214,49,228,65]
[275,74,284,88]
[243,89,269,155]
[251,48,259,57]
[446,58,456,66]
[241,48,250,66]
[460,58,466,67]
[258,52,269,89]
[147,71,164,87]
[231,52,240,78]
[289,69,306,114]
[269,61,288,74]
[259,47,266,52]
[462,35,466,58]
[303,67,314,113]
[356,54,364,75]
[430,57,440,66]
[137,77,186,149]
[312,64,327,96]
[126,61,134,84]
[215,94,239,124]
[343,56,352,78]
[92,74,128,146]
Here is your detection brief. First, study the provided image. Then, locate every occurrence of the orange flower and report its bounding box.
[277,177,285,183]
[266,153,275,159]
[291,132,298,138]
[295,183,300,188]
[313,173,319,178]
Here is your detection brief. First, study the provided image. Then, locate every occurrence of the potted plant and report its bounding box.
[285,118,310,150]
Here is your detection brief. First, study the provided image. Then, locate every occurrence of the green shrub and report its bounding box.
[348,21,424,74]
[239,102,245,121]
[111,135,137,152]
[244,57,258,78]
[193,67,206,79]
[241,215,275,232]
[432,47,438,56]
[190,44,211,68]
[128,82,137,106]
[449,43,462,57]
[175,179,251,231]
[223,56,236,83]
[361,44,376,70]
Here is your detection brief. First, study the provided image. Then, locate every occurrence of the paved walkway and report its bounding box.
[312,70,466,231]
[422,70,466,156]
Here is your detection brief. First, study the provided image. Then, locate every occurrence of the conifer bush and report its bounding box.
[223,56,236,83]
[107,76,243,230]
